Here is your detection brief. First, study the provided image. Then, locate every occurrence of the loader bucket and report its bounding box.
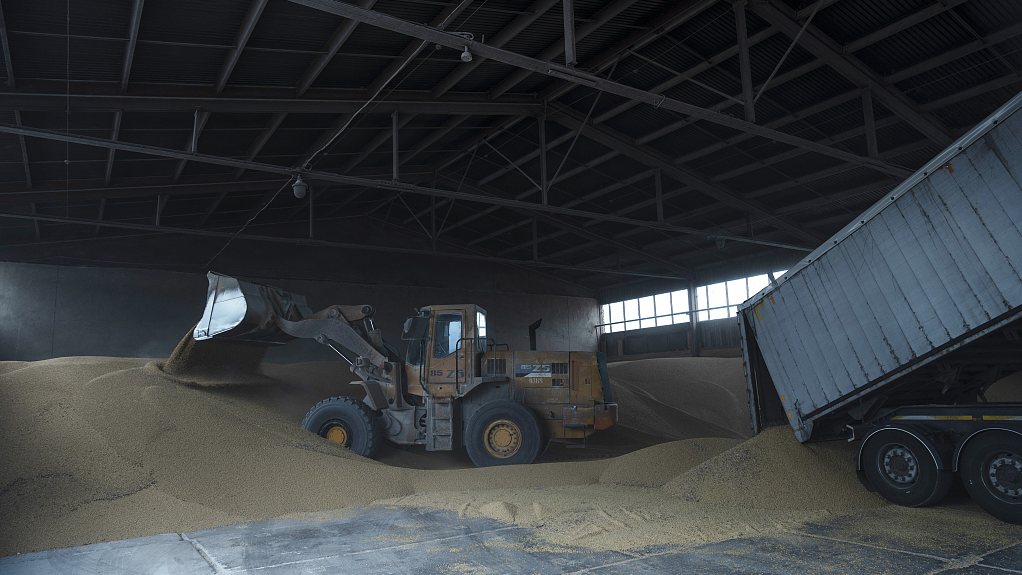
[193,272,313,345]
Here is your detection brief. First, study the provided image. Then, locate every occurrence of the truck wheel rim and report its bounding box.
[984,451,1022,501]
[880,444,918,486]
[324,423,350,447]
[483,419,521,459]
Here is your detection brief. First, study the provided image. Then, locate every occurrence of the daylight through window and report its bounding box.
[598,270,787,334]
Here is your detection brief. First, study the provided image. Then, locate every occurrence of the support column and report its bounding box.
[689,282,701,357]
[539,116,548,205]
[392,110,399,181]
[734,0,756,123]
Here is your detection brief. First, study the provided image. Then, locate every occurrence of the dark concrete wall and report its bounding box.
[0,261,598,363]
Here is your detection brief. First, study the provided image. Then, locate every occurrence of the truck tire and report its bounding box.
[301,396,381,459]
[465,400,542,468]
[959,431,1022,525]
[861,429,952,507]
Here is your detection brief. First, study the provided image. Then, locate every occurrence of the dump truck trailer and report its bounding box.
[738,91,1022,524]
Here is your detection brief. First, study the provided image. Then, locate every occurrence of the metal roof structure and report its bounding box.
[1,0,1021,298]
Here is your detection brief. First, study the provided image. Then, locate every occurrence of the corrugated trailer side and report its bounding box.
[738,91,1022,444]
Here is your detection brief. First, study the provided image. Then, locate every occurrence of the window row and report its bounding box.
[598,270,788,334]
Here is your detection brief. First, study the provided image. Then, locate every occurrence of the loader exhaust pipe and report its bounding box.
[529,318,542,351]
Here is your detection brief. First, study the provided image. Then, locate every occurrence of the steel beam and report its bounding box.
[120,0,145,91]
[439,169,693,276]
[238,0,375,180]
[199,191,229,227]
[392,111,399,180]
[0,0,14,88]
[339,112,414,174]
[30,203,39,240]
[752,0,952,148]
[562,0,577,66]
[13,110,30,189]
[539,116,548,205]
[318,0,473,178]
[0,209,689,281]
[297,0,377,95]
[842,0,969,54]
[733,1,756,123]
[427,0,717,172]
[0,121,806,244]
[486,0,640,99]
[548,106,825,245]
[885,20,1022,85]
[921,73,1022,112]
[863,88,878,158]
[442,0,954,178]
[104,110,123,184]
[175,0,269,181]
[399,114,467,167]
[215,0,269,95]
[0,93,542,116]
[431,0,559,98]
[94,198,105,237]
[288,0,906,177]
[234,111,286,179]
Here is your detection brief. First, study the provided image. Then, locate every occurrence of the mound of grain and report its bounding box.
[0,355,887,557]
[662,425,886,510]
[598,437,742,487]
[607,358,752,439]
[987,370,1022,402]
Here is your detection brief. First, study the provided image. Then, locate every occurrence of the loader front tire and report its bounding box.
[465,400,542,467]
[301,396,380,460]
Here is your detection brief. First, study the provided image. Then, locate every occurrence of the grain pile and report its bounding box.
[0,353,915,557]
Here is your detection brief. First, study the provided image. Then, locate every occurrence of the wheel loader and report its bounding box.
[192,272,618,467]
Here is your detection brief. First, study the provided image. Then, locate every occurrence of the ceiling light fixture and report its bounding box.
[461,46,472,63]
[293,175,308,199]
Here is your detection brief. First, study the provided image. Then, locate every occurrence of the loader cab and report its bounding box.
[401,305,487,392]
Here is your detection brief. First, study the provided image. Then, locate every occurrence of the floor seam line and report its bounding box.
[180,532,228,574]
[223,525,523,572]
[790,530,951,562]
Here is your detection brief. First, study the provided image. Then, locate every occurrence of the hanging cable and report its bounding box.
[201,176,294,269]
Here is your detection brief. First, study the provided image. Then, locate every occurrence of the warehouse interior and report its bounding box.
[2,0,1022,572]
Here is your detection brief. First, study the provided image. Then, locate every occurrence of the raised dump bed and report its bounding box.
[738,91,1022,523]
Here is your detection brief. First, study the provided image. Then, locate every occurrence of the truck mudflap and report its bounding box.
[594,403,618,430]
[194,271,313,345]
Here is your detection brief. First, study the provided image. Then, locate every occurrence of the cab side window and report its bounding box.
[434,313,462,358]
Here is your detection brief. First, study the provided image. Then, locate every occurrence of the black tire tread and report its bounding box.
[465,399,543,468]
[862,428,951,508]
[959,431,1022,525]
[301,396,381,459]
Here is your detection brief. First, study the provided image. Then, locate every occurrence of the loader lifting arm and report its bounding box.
[193,272,398,386]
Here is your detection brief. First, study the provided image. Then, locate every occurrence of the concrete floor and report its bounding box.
[2,505,1020,575]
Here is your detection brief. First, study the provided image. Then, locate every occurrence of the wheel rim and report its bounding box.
[483,419,522,459]
[879,443,919,487]
[323,422,351,447]
[982,450,1022,502]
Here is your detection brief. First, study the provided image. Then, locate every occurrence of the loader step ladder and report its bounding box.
[562,422,586,449]
[426,397,454,451]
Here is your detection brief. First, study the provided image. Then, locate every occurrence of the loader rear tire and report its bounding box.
[465,400,542,468]
[301,396,380,460]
